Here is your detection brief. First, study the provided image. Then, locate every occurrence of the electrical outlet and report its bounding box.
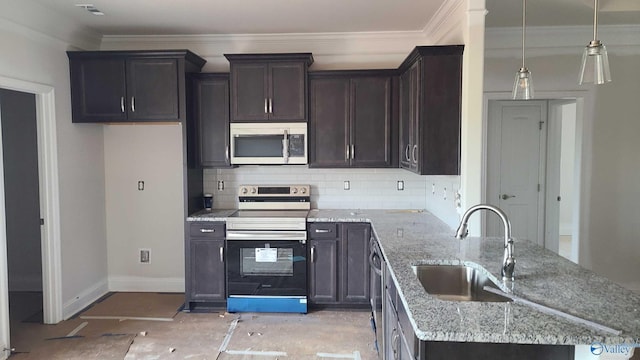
[344,180,350,190]
[137,181,144,191]
[397,180,404,191]
[455,191,462,208]
[432,183,436,195]
[139,249,150,264]
[217,180,224,191]
[443,187,447,201]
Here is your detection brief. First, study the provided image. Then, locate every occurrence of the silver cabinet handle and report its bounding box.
[131,97,136,112]
[412,144,418,163]
[311,246,315,263]
[346,144,350,160]
[264,98,268,114]
[225,145,229,161]
[351,144,355,159]
[219,246,224,263]
[405,144,411,161]
[200,228,216,233]
[501,194,516,200]
[120,97,125,113]
[314,229,330,233]
[268,98,273,114]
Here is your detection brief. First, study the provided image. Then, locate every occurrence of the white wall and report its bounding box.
[0,1,108,320]
[484,27,640,292]
[205,167,427,210]
[104,125,185,292]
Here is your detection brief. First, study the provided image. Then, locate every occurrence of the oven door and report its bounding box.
[369,236,384,359]
[229,122,307,165]
[226,232,307,297]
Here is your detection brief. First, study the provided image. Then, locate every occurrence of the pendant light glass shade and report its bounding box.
[513,67,534,100]
[512,0,534,100]
[579,41,611,84]
[579,0,611,84]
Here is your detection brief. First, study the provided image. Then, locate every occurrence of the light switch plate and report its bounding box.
[343,181,350,190]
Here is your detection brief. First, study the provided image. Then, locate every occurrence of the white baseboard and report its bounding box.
[108,276,185,293]
[63,278,109,320]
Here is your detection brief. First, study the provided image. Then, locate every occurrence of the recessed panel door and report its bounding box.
[487,100,547,244]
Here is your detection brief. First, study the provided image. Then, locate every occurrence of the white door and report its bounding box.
[487,100,547,245]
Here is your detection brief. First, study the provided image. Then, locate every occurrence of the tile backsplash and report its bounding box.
[204,166,428,210]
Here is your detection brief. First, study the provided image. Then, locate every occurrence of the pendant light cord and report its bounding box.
[522,0,526,68]
[593,0,598,41]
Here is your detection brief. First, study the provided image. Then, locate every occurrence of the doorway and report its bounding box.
[486,99,580,260]
[0,89,44,349]
[0,76,62,358]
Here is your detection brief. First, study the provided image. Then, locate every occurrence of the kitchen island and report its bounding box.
[308,209,640,358]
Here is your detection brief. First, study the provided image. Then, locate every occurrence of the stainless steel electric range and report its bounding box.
[225,185,310,313]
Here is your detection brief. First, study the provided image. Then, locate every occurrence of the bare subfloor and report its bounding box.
[9,292,378,360]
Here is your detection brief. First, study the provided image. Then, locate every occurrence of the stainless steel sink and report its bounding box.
[412,264,512,302]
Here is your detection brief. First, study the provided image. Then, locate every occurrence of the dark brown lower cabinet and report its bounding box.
[309,238,339,304]
[420,342,575,360]
[308,223,371,307]
[185,222,226,310]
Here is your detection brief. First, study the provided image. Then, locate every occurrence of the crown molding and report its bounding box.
[486,24,640,58]
[421,0,467,43]
[102,30,429,54]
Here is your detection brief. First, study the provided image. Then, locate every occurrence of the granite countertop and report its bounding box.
[186,209,236,222]
[307,209,640,346]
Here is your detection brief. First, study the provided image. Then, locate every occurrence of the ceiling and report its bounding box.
[28,0,640,36]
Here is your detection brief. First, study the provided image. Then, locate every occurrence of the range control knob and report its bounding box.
[241,187,248,194]
[292,187,298,194]
[300,187,307,194]
[250,187,257,194]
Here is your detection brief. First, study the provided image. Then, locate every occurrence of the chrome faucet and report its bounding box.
[455,204,516,281]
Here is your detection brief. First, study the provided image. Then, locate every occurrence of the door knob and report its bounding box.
[501,194,516,200]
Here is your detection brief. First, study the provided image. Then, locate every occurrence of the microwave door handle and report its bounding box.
[282,129,289,163]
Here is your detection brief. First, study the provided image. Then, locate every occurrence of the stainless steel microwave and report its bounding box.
[229,122,308,165]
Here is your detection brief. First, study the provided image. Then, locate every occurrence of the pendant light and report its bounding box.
[512,0,534,100]
[579,0,611,84]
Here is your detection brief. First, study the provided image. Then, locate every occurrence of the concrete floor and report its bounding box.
[8,292,378,359]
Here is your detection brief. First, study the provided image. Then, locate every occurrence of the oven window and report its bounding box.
[240,247,293,277]
[234,135,283,157]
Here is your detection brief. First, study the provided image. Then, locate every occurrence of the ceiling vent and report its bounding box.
[75,4,104,16]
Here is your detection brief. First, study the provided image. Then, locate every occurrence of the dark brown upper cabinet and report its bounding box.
[309,71,397,168]
[67,50,205,123]
[187,73,233,168]
[398,45,464,175]
[224,53,314,122]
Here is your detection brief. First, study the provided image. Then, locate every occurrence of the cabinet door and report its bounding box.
[195,76,231,167]
[350,77,392,167]
[190,239,226,301]
[126,58,180,121]
[309,239,339,304]
[341,223,371,303]
[399,70,412,169]
[270,62,306,121]
[69,58,127,123]
[309,77,350,168]
[230,63,269,121]
[384,291,400,360]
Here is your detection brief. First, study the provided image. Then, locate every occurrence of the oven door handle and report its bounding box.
[226,230,307,242]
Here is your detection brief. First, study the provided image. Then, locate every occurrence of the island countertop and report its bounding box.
[307,209,640,346]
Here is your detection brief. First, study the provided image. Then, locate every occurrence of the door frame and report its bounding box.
[0,75,63,349]
[483,90,594,264]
